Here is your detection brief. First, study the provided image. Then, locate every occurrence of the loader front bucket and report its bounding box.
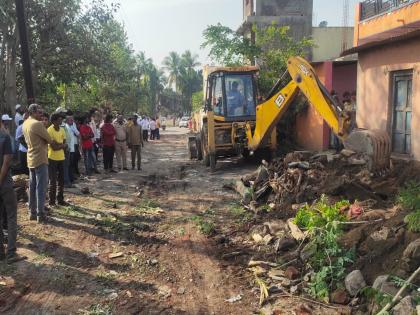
[343,129,391,173]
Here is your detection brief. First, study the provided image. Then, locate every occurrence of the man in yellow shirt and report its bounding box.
[47,113,67,207]
[23,104,56,223]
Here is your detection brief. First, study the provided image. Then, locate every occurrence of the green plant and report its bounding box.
[361,287,393,309]
[80,303,113,315]
[56,205,87,219]
[229,203,253,223]
[398,181,420,210]
[135,198,161,214]
[294,196,349,229]
[294,196,354,302]
[404,209,420,232]
[191,215,216,236]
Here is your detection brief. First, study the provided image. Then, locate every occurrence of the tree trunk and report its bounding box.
[0,27,7,108]
[5,25,17,114]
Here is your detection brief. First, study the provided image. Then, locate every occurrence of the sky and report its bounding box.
[104,0,360,66]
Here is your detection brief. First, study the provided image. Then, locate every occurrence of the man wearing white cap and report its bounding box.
[14,104,25,127]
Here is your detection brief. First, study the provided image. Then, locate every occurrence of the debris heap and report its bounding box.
[238,149,411,213]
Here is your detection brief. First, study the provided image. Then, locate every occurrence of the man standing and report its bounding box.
[15,113,29,174]
[101,114,116,173]
[155,116,161,140]
[47,113,67,206]
[23,104,54,223]
[65,114,80,180]
[127,115,143,171]
[14,104,25,127]
[140,116,149,142]
[0,120,22,263]
[113,115,128,171]
[149,118,157,140]
[80,115,98,176]
[55,108,73,188]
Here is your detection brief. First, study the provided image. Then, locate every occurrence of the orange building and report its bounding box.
[343,0,420,160]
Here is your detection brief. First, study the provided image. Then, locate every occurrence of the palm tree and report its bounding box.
[181,50,200,70]
[162,51,181,92]
[178,51,201,112]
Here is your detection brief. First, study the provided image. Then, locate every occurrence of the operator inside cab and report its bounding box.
[227,81,245,116]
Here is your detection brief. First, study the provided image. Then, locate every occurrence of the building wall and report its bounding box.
[355,1,420,46]
[295,62,332,151]
[295,61,357,151]
[357,37,420,160]
[243,0,254,20]
[256,0,312,16]
[246,0,313,43]
[312,27,354,62]
[332,63,357,102]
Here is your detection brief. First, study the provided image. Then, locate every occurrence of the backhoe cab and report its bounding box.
[188,65,276,171]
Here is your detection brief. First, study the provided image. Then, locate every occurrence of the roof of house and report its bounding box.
[342,24,420,56]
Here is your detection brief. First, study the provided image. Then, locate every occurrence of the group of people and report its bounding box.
[0,102,162,263]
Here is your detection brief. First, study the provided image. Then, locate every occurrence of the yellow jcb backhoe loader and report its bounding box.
[188,56,391,172]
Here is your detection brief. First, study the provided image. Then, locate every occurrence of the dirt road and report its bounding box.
[0,127,261,314]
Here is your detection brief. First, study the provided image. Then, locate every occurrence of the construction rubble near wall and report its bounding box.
[225,149,420,315]
[2,130,419,315]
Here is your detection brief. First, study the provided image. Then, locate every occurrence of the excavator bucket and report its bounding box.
[343,129,391,173]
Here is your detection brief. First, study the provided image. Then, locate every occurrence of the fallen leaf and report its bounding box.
[109,252,124,259]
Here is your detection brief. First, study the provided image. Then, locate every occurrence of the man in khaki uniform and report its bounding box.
[127,115,143,171]
[113,115,128,171]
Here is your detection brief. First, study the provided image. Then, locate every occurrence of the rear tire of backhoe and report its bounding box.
[203,152,210,167]
[209,153,216,172]
[196,137,203,160]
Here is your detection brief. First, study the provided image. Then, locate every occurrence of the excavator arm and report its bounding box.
[246,56,391,172]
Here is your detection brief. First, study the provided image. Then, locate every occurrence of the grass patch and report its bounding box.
[398,181,420,210]
[55,205,88,219]
[191,215,216,236]
[79,303,113,315]
[135,198,161,214]
[33,252,51,262]
[229,203,253,223]
[398,181,420,233]
[404,209,420,233]
[95,270,117,286]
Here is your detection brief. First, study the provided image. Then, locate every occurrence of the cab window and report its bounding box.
[213,76,224,116]
[225,74,256,117]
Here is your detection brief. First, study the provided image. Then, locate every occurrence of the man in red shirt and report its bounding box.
[79,115,98,176]
[100,114,116,173]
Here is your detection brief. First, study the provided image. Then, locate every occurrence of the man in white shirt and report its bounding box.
[14,104,25,127]
[149,119,157,140]
[15,113,29,174]
[140,117,149,142]
[65,114,80,185]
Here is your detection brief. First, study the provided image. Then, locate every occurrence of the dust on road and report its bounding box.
[0,127,260,315]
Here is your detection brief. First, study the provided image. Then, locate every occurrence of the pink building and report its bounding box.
[343,0,420,160]
[295,60,357,150]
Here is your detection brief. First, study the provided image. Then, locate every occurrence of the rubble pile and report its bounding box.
[12,174,29,202]
[226,150,420,314]
[239,149,411,212]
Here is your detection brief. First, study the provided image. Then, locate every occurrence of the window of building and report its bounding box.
[391,71,412,154]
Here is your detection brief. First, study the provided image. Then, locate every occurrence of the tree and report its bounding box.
[162,51,181,92]
[202,22,313,94]
[162,50,202,113]
[201,23,259,66]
